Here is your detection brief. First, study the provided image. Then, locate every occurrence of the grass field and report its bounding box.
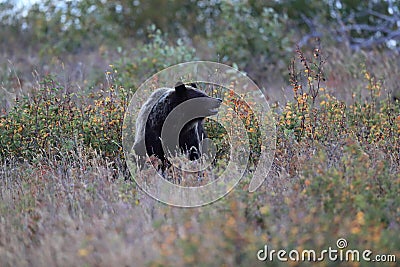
[1,37,399,266]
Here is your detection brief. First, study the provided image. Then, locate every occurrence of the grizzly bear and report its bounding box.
[133,82,222,172]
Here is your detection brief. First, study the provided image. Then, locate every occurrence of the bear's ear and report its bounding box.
[190,83,197,88]
[175,82,186,94]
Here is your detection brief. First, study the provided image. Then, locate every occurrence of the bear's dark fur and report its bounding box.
[133,82,222,171]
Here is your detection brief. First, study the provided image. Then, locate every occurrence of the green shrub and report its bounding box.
[0,76,128,161]
[213,2,293,81]
[109,26,197,91]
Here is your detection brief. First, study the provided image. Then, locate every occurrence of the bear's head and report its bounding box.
[172,82,222,117]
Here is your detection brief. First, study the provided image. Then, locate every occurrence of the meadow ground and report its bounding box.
[1,41,399,267]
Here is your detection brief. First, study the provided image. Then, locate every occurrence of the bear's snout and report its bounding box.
[211,97,222,106]
[207,97,222,115]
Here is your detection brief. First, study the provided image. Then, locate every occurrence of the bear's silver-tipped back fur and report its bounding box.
[133,88,173,157]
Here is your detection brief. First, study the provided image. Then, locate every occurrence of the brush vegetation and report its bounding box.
[1,1,399,266]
